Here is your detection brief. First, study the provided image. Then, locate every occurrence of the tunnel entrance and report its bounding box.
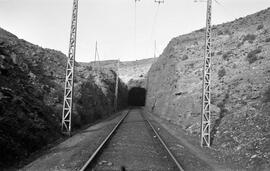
[128,87,146,106]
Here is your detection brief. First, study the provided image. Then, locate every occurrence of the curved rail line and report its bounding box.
[79,109,184,171]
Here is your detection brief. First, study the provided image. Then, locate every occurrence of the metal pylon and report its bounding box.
[154,0,164,4]
[201,0,212,147]
[61,0,79,135]
[114,59,120,112]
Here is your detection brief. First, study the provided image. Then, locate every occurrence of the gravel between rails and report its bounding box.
[89,108,179,171]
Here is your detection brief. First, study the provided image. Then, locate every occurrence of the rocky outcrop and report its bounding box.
[127,78,146,90]
[119,58,155,85]
[146,8,270,169]
[81,58,156,89]
[0,27,128,168]
[0,29,63,167]
[73,67,128,127]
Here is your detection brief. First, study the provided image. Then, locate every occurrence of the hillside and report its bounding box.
[146,7,270,170]
[0,27,128,168]
[80,58,156,88]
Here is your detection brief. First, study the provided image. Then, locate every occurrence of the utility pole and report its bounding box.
[94,41,100,70]
[94,41,97,66]
[61,0,79,135]
[154,40,157,58]
[201,0,212,147]
[114,59,120,112]
[134,0,140,60]
[152,0,163,59]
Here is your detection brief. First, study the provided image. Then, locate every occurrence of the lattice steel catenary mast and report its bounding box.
[61,0,79,135]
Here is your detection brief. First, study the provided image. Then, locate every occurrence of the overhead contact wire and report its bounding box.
[148,4,160,58]
[134,1,137,59]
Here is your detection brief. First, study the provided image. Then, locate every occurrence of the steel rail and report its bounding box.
[79,110,130,171]
[142,113,185,171]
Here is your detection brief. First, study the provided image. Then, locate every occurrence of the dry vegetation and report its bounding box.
[0,27,128,168]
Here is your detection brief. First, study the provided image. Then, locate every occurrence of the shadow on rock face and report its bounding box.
[128,87,146,106]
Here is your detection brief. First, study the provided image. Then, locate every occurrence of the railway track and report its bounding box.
[80,108,184,171]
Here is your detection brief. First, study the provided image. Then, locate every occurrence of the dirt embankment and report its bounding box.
[0,27,128,169]
[146,7,270,170]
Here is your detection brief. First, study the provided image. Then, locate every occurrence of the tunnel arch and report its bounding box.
[128,87,146,106]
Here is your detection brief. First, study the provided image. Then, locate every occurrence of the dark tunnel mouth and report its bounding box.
[128,87,146,106]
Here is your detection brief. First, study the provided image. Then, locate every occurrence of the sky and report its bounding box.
[0,0,270,62]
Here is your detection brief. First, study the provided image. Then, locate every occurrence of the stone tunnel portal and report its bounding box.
[128,87,146,106]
